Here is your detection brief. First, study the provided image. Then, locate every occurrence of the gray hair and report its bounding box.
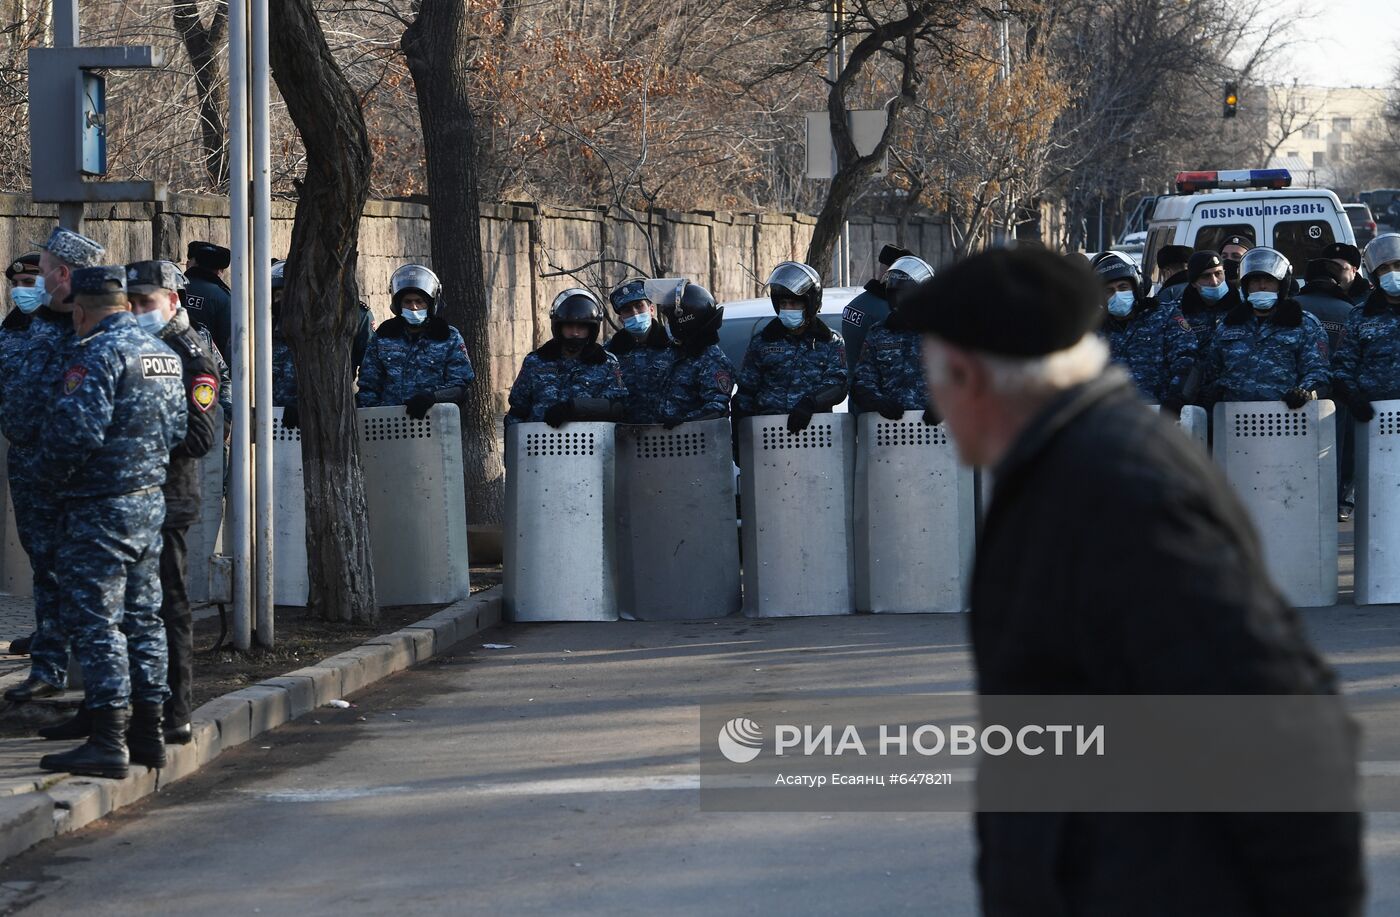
[924,334,1109,399]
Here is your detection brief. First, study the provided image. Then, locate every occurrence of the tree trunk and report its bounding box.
[268,0,377,623]
[173,0,229,189]
[402,1,506,526]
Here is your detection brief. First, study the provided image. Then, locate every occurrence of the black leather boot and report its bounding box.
[127,703,167,769]
[4,676,62,703]
[39,707,129,779]
[38,705,91,741]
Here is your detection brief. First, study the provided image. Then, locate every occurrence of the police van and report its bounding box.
[1142,169,1356,280]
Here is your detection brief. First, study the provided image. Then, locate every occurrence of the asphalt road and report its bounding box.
[0,607,1398,915]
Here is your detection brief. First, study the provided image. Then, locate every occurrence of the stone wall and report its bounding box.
[0,192,956,419]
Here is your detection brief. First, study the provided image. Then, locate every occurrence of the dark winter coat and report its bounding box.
[972,372,1363,917]
[1295,279,1357,356]
[840,280,889,371]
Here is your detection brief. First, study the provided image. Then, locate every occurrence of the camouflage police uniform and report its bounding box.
[192,323,233,420]
[136,261,221,734]
[733,318,848,417]
[506,339,628,425]
[356,314,474,408]
[656,340,735,424]
[0,305,73,688]
[1200,298,1332,404]
[1332,290,1400,402]
[272,332,297,407]
[1178,284,1239,351]
[850,314,928,412]
[41,286,186,713]
[1102,300,1198,403]
[605,321,674,424]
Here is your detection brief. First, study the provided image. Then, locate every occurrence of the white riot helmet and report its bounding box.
[389,264,442,315]
[883,255,934,308]
[1363,233,1400,276]
[1238,246,1293,293]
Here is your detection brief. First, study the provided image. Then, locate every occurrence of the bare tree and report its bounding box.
[269,0,378,623]
[172,0,228,188]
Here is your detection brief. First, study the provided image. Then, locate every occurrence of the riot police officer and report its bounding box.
[841,244,912,371]
[182,241,232,358]
[656,281,734,427]
[1333,234,1400,422]
[357,264,473,417]
[36,266,186,778]
[605,278,674,424]
[269,261,301,427]
[733,261,847,433]
[507,289,627,427]
[1177,250,1237,350]
[0,230,93,699]
[1093,251,1196,409]
[1154,244,1193,308]
[126,260,220,746]
[1199,247,1330,408]
[851,255,939,423]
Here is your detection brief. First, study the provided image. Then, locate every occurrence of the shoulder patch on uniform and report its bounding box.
[191,373,218,412]
[62,366,86,395]
[1175,314,1190,332]
[140,353,182,379]
[715,369,734,391]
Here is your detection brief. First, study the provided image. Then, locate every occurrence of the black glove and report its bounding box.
[922,407,940,426]
[1283,387,1311,410]
[1159,393,1185,414]
[1350,396,1377,423]
[786,396,816,433]
[875,398,904,421]
[405,392,435,420]
[543,399,574,428]
[661,414,683,430]
[281,403,300,430]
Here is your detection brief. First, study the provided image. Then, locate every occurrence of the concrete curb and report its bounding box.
[5,586,503,855]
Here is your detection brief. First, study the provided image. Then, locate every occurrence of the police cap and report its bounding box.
[1220,234,1254,251]
[125,260,182,294]
[1321,242,1362,269]
[1187,250,1223,282]
[1156,245,1193,270]
[905,247,1102,357]
[187,241,231,271]
[71,265,128,307]
[5,253,40,282]
[38,227,104,268]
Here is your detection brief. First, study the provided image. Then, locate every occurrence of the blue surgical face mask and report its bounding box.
[623,312,651,335]
[134,309,169,334]
[1247,291,1278,311]
[778,308,806,330]
[1380,271,1400,297]
[10,282,46,314]
[1199,280,1228,303]
[402,307,427,325]
[1106,290,1135,317]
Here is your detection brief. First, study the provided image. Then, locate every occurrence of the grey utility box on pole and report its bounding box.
[27,0,166,226]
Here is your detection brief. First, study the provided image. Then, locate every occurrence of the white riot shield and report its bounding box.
[358,405,470,606]
[273,407,309,606]
[854,412,974,613]
[0,437,30,597]
[738,414,855,617]
[1212,400,1337,607]
[1150,404,1208,446]
[1355,399,1400,605]
[615,419,740,620]
[504,422,618,621]
[185,406,225,605]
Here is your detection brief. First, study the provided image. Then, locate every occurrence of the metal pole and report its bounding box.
[826,2,843,285]
[228,0,253,651]
[55,0,79,230]
[251,0,274,647]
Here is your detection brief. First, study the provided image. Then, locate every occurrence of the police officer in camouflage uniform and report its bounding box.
[655,281,734,428]
[506,289,627,427]
[357,264,473,417]
[605,278,674,424]
[1333,234,1400,425]
[0,230,95,699]
[269,261,301,427]
[175,266,233,425]
[126,261,220,746]
[1199,247,1331,408]
[841,244,912,372]
[1177,250,1237,351]
[36,266,186,779]
[1153,244,1193,310]
[5,251,42,297]
[1093,251,1197,410]
[734,261,848,434]
[851,255,939,423]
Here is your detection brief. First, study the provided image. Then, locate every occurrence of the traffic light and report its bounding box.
[1223,82,1238,118]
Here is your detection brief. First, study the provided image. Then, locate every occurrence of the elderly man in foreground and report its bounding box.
[907,246,1363,917]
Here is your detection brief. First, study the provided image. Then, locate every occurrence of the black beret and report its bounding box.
[905,247,1103,357]
[1156,245,1193,270]
[1187,250,1223,282]
[1305,258,1347,285]
[5,252,40,282]
[879,244,913,267]
[1220,234,1254,250]
[187,240,231,271]
[1321,242,1361,268]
